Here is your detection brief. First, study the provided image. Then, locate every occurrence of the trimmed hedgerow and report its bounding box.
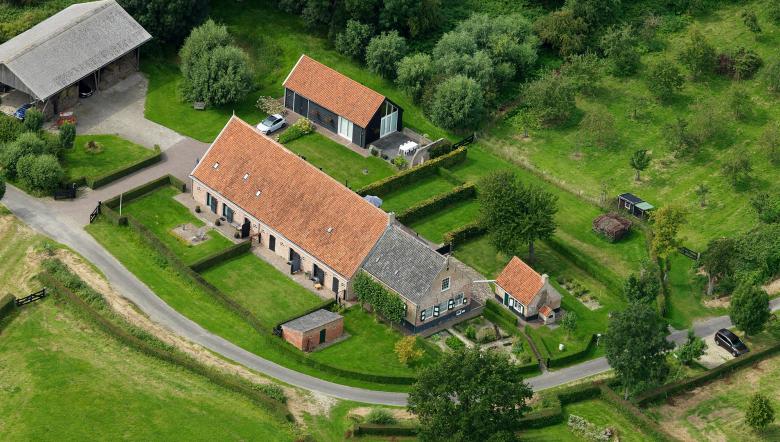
[0,293,15,319]
[353,272,406,324]
[189,241,252,273]
[547,334,599,369]
[357,147,468,197]
[396,184,475,225]
[442,221,486,249]
[86,152,162,189]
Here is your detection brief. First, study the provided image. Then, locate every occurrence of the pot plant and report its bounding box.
[195,205,201,213]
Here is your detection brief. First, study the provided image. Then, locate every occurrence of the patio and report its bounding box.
[369,129,432,166]
[250,243,336,301]
[173,192,244,244]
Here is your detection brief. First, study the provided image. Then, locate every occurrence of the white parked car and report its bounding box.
[256,114,286,134]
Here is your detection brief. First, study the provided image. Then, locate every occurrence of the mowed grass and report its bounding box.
[120,186,233,264]
[142,0,449,143]
[407,198,480,244]
[200,253,323,327]
[283,132,395,190]
[86,217,419,390]
[650,352,780,441]
[380,174,455,213]
[484,1,780,249]
[0,300,293,441]
[62,135,157,182]
[666,254,726,329]
[0,209,46,294]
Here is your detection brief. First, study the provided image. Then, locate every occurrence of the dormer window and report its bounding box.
[255,190,261,197]
[441,277,450,292]
[326,227,333,233]
[213,162,219,169]
[243,173,249,180]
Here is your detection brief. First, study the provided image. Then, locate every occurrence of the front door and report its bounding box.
[269,235,276,252]
[289,249,301,274]
[331,276,339,294]
[207,193,218,213]
[504,293,509,306]
[337,116,353,140]
[319,329,326,344]
[313,265,325,284]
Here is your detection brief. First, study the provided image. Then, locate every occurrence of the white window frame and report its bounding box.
[337,116,353,140]
[441,277,451,292]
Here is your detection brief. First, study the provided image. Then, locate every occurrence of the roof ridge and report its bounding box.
[287,54,387,100]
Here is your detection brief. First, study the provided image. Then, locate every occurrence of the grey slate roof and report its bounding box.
[362,224,446,306]
[0,0,151,100]
[282,309,342,333]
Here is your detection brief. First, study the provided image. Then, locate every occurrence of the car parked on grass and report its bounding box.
[715,328,749,357]
[13,103,33,120]
[256,114,286,134]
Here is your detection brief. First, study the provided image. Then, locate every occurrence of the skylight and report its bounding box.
[212,162,219,169]
[255,190,261,197]
[243,173,249,180]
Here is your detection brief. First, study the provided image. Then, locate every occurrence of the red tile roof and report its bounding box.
[283,55,386,128]
[191,116,389,277]
[539,305,553,317]
[496,256,545,306]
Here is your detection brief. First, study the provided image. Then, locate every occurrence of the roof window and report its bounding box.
[243,173,249,180]
[326,227,333,233]
[255,190,261,197]
[213,162,219,169]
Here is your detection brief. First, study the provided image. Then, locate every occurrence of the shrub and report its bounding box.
[579,107,616,148]
[255,96,285,116]
[59,122,76,150]
[394,336,423,365]
[646,60,685,101]
[764,58,780,93]
[729,85,753,121]
[392,155,407,169]
[523,71,576,126]
[0,114,22,143]
[395,53,433,102]
[722,155,753,187]
[335,20,372,60]
[445,335,465,350]
[677,28,716,80]
[277,118,315,144]
[533,9,588,57]
[718,47,762,80]
[85,140,104,154]
[465,325,477,340]
[427,139,453,159]
[0,176,5,200]
[0,132,45,178]
[19,154,64,192]
[477,327,497,343]
[746,393,775,431]
[600,24,641,76]
[429,75,484,129]
[23,108,44,132]
[365,31,406,79]
[365,408,397,425]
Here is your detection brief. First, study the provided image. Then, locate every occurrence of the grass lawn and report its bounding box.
[200,253,323,327]
[482,0,780,249]
[283,132,395,190]
[86,217,422,391]
[310,307,440,377]
[407,198,480,244]
[62,135,157,182]
[380,174,455,213]
[650,350,780,441]
[0,208,47,294]
[305,400,417,442]
[120,186,233,264]
[666,254,727,329]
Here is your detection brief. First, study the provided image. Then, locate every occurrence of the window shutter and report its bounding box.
[448,299,454,309]
[463,297,468,305]
[421,310,426,321]
[433,306,439,317]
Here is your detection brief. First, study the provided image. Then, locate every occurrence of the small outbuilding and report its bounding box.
[494,256,562,323]
[281,309,344,352]
[592,213,632,242]
[617,193,654,219]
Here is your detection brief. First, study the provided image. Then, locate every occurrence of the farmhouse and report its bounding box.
[283,55,403,148]
[0,0,151,118]
[190,116,389,301]
[280,309,344,352]
[495,256,562,324]
[362,224,476,334]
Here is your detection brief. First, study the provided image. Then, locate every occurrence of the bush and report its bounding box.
[445,335,465,350]
[335,20,372,60]
[579,107,616,148]
[722,155,752,187]
[533,9,588,57]
[523,71,576,126]
[277,118,314,144]
[0,114,22,143]
[18,154,64,192]
[179,20,252,106]
[718,47,763,80]
[365,31,406,79]
[646,60,685,101]
[677,28,716,80]
[0,176,5,200]
[0,293,14,319]
[59,123,76,150]
[23,108,44,132]
[465,325,477,340]
[0,132,45,178]
[392,155,407,169]
[255,96,285,116]
[429,75,484,129]
[477,327,497,343]
[427,139,453,159]
[764,58,780,93]
[395,53,433,102]
[600,25,641,76]
[746,393,775,431]
[394,336,423,365]
[365,408,397,425]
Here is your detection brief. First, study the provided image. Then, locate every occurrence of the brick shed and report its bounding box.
[281,309,344,352]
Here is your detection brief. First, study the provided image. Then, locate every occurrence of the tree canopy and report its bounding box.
[120,0,208,46]
[729,284,770,337]
[429,75,485,129]
[701,237,737,296]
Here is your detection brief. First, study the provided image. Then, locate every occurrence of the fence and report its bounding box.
[678,246,700,261]
[452,133,475,150]
[89,203,101,224]
[54,183,77,200]
[15,288,46,306]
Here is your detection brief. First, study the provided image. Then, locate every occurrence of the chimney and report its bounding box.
[388,212,396,225]
[541,274,549,286]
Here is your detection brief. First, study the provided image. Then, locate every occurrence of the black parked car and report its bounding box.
[715,328,749,357]
[79,81,94,98]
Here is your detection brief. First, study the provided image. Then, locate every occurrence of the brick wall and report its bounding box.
[282,318,344,351]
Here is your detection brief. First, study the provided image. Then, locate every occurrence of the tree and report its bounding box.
[752,192,780,224]
[0,132,45,178]
[646,60,685,101]
[408,347,533,442]
[561,311,577,336]
[23,108,43,133]
[395,336,423,365]
[380,0,441,38]
[630,149,651,181]
[600,25,641,76]
[0,176,5,200]
[650,205,687,282]
[478,171,558,263]
[722,156,753,188]
[604,303,673,399]
[579,107,616,148]
[510,110,542,139]
[730,284,770,337]
[523,71,576,126]
[729,85,753,121]
[429,75,484,129]
[17,154,63,192]
[560,52,604,95]
[695,183,710,207]
[746,393,775,432]
[677,28,716,80]
[120,0,208,46]
[365,31,407,79]
[759,124,780,165]
[335,20,372,60]
[741,9,762,34]
[623,264,660,304]
[59,123,76,150]
[701,237,737,296]
[395,53,433,102]
[664,117,697,157]
[533,9,588,57]
[676,329,707,366]
[568,0,622,28]
[179,20,252,106]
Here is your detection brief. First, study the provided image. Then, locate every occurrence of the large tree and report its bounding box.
[600,24,640,76]
[701,237,737,296]
[408,347,533,442]
[650,206,687,282]
[365,31,407,79]
[478,170,558,263]
[676,329,707,366]
[523,71,576,126]
[120,0,208,46]
[429,75,484,129]
[395,53,434,102]
[604,303,673,399]
[623,263,660,304]
[730,284,770,337]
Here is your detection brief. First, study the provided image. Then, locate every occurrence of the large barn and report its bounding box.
[0,0,151,118]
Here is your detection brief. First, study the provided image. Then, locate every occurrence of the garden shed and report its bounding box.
[592,213,632,242]
[617,193,654,219]
[281,309,344,352]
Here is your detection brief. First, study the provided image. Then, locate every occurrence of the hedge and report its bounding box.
[39,270,293,423]
[544,236,623,296]
[85,152,162,189]
[635,340,780,407]
[357,147,468,197]
[484,299,518,334]
[437,166,464,186]
[353,423,419,436]
[557,383,602,405]
[443,221,486,249]
[396,184,475,225]
[519,406,565,429]
[0,293,15,319]
[189,241,252,273]
[103,174,179,209]
[547,334,599,369]
[599,384,675,441]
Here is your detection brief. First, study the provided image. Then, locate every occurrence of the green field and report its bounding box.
[407,198,480,244]
[62,135,157,182]
[380,175,455,213]
[120,186,233,264]
[201,253,323,327]
[283,132,395,190]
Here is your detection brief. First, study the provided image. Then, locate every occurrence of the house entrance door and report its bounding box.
[380,110,397,137]
[289,249,301,274]
[319,329,326,344]
[313,264,325,284]
[269,235,276,251]
[337,116,353,140]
